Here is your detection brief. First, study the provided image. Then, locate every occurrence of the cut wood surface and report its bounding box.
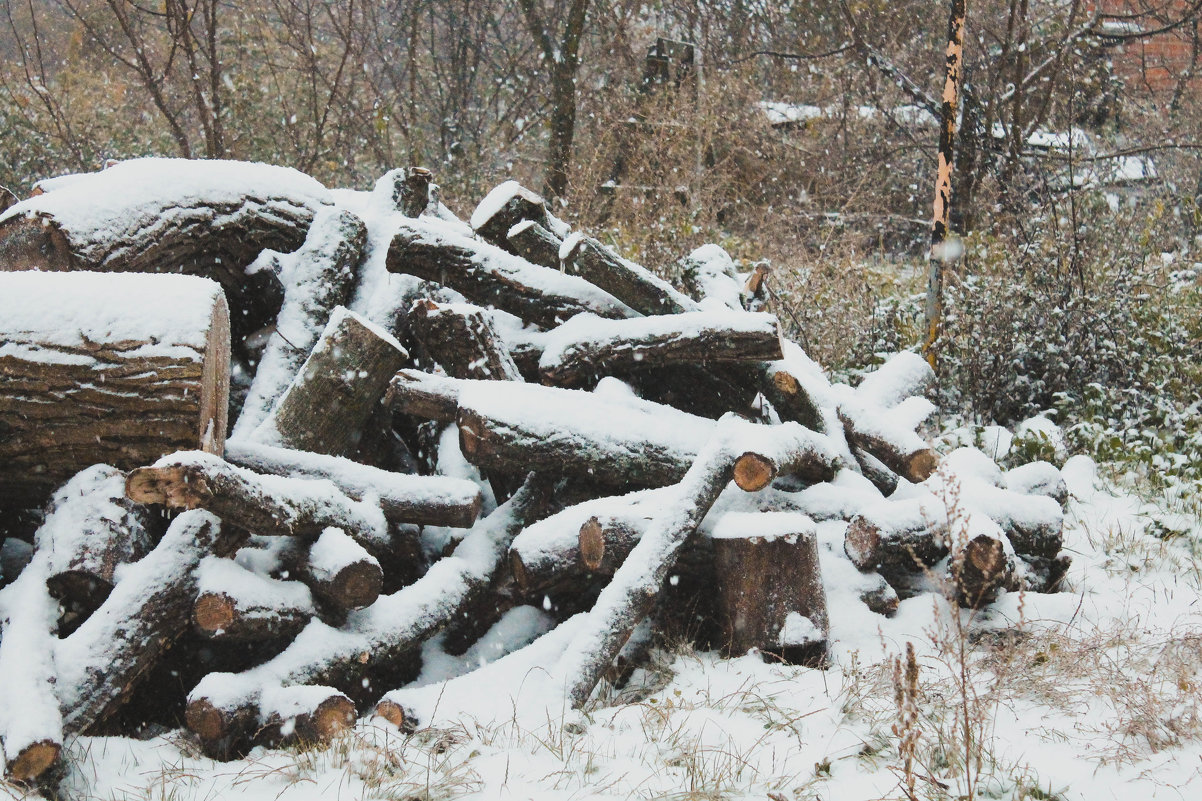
[300,527,382,612]
[951,533,1016,608]
[225,439,481,528]
[387,219,637,328]
[193,556,315,642]
[0,159,330,342]
[710,512,828,666]
[0,272,230,513]
[234,208,367,436]
[561,233,697,316]
[252,307,409,457]
[537,311,783,387]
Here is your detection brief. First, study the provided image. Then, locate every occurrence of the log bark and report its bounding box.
[839,404,939,483]
[224,439,481,529]
[386,220,637,328]
[386,369,463,424]
[950,534,1015,608]
[851,447,900,496]
[506,220,563,269]
[0,553,62,781]
[55,510,222,734]
[561,233,697,316]
[36,466,156,630]
[761,365,825,432]
[0,158,330,344]
[844,499,951,576]
[0,272,230,513]
[470,181,554,249]
[300,527,382,612]
[399,167,434,217]
[537,311,783,388]
[711,512,828,666]
[125,452,398,561]
[185,474,550,735]
[193,556,315,642]
[554,419,825,707]
[234,208,367,436]
[406,299,524,381]
[252,307,410,458]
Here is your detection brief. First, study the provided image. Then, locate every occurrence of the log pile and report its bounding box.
[0,162,1073,780]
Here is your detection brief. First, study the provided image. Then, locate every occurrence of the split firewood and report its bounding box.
[234,208,367,436]
[299,527,382,612]
[560,233,697,316]
[35,466,155,628]
[844,497,951,576]
[741,263,770,311]
[55,510,223,735]
[469,180,558,251]
[0,158,331,343]
[387,220,638,328]
[0,272,230,514]
[537,311,784,388]
[185,474,551,753]
[125,451,397,561]
[406,299,524,381]
[506,220,563,269]
[223,439,481,529]
[193,556,315,642]
[251,307,410,457]
[553,418,823,707]
[710,512,829,666]
[0,553,62,781]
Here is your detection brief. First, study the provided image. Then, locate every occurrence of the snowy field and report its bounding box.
[12,454,1199,801]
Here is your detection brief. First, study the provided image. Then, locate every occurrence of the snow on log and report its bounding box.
[299,527,382,612]
[1004,461,1069,508]
[193,556,315,642]
[36,466,154,621]
[470,181,555,250]
[838,397,939,483]
[761,363,826,432]
[55,510,222,734]
[560,233,698,316]
[537,311,784,388]
[406,299,524,381]
[855,351,935,408]
[731,421,842,491]
[710,512,828,666]
[552,416,793,707]
[844,496,951,576]
[386,369,464,424]
[679,244,744,311]
[386,219,638,328]
[0,553,62,781]
[185,474,551,748]
[0,272,230,514]
[257,685,356,747]
[125,451,396,560]
[224,439,482,528]
[0,158,331,341]
[506,220,563,269]
[251,307,410,457]
[234,208,367,436]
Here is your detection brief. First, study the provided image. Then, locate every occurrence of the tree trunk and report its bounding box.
[0,272,230,514]
[251,307,410,458]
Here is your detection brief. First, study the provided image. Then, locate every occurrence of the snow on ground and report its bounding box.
[10,457,1201,801]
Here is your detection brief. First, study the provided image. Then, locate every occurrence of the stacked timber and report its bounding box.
[0,164,1073,780]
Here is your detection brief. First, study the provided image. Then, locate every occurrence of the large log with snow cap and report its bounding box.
[537,311,784,388]
[470,180,557,250]
[386,219,638,328]
[192,557,315,643]
[560,233,698,316]
[0,159,331,343]
[0,272,230,514]
[506,220,563,269]
[406,299,524,382]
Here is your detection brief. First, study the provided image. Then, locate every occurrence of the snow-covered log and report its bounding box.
[0,272,230,513]
[234,208,367,436]
[469,181,555,251]
[193,556,315,642]
[251,307,409,457]
[679,244,745,311]
[257,685,356,747]
[224,439,482,528]
[506,220,563,269]
[185,475,551,753]
[844,497,951,576]
[299,527,382,612]
[37,466,155,621]
[55,510,222,734]
[761,364,826,432]
[387,219,638,328]
[406,299,524,381]
[537,311,784,388]
[855,351,935,408]
[125,451,396,560]
[839,400,939,483]
[386,369,464,424]
[0,553,62,781]
[0,159,331,343]
[710,512,828,665]
[1004,461,1069,509]
[560,234,697,316]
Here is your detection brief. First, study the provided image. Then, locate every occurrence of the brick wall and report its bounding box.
[1097,0,1201,96]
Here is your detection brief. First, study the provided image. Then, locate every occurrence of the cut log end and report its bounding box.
[843,517,883,571]
[733,453,776,492]
[578,516,606,572]
[185,698,231,743]
[310,696,357,742]
[908,449,940,482]
[6,740,61,782]
[329,564,383,611]
[193,592,237,636]
[374,700,407,729]
[125,465,212,508]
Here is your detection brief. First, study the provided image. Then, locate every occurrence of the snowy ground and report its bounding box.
[10,455,1201,801]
